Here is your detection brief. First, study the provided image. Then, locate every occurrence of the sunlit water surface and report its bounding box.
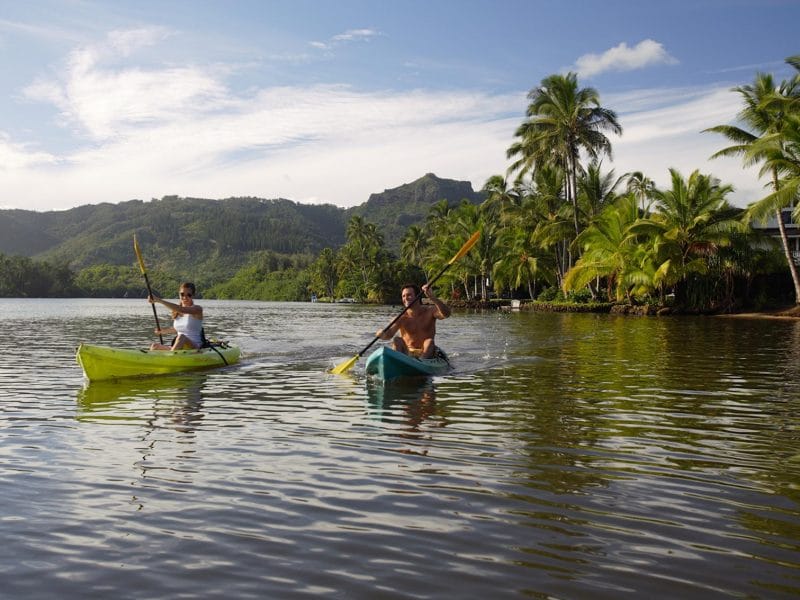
[1,298,799,598]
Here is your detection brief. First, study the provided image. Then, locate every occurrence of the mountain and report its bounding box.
[348,173,485,250]
[0,173,483,278]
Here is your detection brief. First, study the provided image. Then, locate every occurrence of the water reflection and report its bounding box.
[76,373,207,433]
[365,377,446,459]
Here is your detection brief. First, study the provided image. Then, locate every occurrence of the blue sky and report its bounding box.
[1,0,798,212]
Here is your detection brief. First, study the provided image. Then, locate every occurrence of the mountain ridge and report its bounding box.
[0,173,485,283]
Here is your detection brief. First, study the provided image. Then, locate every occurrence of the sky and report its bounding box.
[0,0,798,213]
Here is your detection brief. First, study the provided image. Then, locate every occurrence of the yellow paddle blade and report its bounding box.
[133,234,147,274]
[448,230,480,264]
[330,354,359,375]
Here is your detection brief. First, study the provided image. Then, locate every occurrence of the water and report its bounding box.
[1,298,799,598]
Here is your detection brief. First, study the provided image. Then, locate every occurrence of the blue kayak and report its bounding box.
[365,346,450,380]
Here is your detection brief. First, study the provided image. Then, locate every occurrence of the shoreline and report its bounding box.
[715,307,800,320]
[451,300,800,320]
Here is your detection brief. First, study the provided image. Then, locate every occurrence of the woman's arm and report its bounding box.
[149,294,202,317]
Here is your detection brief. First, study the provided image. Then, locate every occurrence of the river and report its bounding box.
[0,298,798,598]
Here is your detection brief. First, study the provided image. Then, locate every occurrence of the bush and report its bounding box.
[537,286,563,302]
[566,288,594,303]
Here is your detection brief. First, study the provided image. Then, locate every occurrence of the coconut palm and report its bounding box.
[631,169,742,306]
[525,166,574,289]
[564,194,643,302]
[337,216,386,300]
[577,160,625,225]
[507,72,622,238]
[482,174,522,221]
[704,57,800,304]
[309,247,338,299]
[624,171,656,216]
[400,225,429,280]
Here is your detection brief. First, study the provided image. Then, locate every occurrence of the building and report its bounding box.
[752,206,800,265]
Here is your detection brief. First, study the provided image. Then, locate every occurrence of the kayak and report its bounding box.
[76,343,241,381]
[365,346,450,381]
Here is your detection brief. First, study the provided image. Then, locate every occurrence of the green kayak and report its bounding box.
[365,346,450,381]
[76,343,240,381]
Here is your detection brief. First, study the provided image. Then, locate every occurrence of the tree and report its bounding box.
[564,194,644,302]
[704,57,800,304]
[630,169,742,307]
[336,216,390,301]
[577,160,625,225]
[507,72,622,240]
[624,171,656,216]
[309,248,338,299]
[400,225,429,279]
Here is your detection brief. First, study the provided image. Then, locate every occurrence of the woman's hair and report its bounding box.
[180,282,196,295]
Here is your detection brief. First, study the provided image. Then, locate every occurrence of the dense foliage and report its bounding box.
[0,253,77,297]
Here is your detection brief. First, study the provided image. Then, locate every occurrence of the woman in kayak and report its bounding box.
[376,283,450,359]
[148,282,204,351]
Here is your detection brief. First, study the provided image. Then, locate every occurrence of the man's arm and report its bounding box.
[376,318,401,339]
[422,284,451,319]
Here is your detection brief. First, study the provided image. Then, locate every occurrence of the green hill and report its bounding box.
[0,173,483,284]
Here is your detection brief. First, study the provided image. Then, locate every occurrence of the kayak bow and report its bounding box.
[365,346,450,381]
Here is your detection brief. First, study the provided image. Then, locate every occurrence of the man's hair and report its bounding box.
[401,283,421,297]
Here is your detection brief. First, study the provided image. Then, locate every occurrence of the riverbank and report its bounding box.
[451,299,800,320]
[716,305,800,320]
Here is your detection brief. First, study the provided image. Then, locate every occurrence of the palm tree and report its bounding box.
[631,169,742,307]
[526,166,574,289]
[494,216,557,299]
[338,216,386,300]
[577,161,625,225]
[426,199,451,234]
[704,57,800,304]
[309,247,338,299]
[624,171,655,216]
[747,115,800,219]
[564,194,643,302]
[488,166,570,294]
[400,225,429,279]
[507,72,622,238]
[482,174,522,220]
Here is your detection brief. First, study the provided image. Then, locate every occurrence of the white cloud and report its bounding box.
[573,39,678,78]
[23,29,229,141]
[0,133,57,169]
[107,26,171,56]
[332,28,379,43]
[310,28,381,52]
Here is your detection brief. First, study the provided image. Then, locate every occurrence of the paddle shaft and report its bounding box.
[142,270,164,344]
[353,259,456,360]
[134,235,164,344]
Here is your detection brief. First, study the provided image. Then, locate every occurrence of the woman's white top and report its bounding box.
[173,313,203,347]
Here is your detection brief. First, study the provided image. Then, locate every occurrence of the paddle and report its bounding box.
[330,230,480,375]
[133,234,164,344]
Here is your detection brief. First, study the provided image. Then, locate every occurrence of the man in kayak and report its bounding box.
[376,283,451,359]
[148,282,204,351]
